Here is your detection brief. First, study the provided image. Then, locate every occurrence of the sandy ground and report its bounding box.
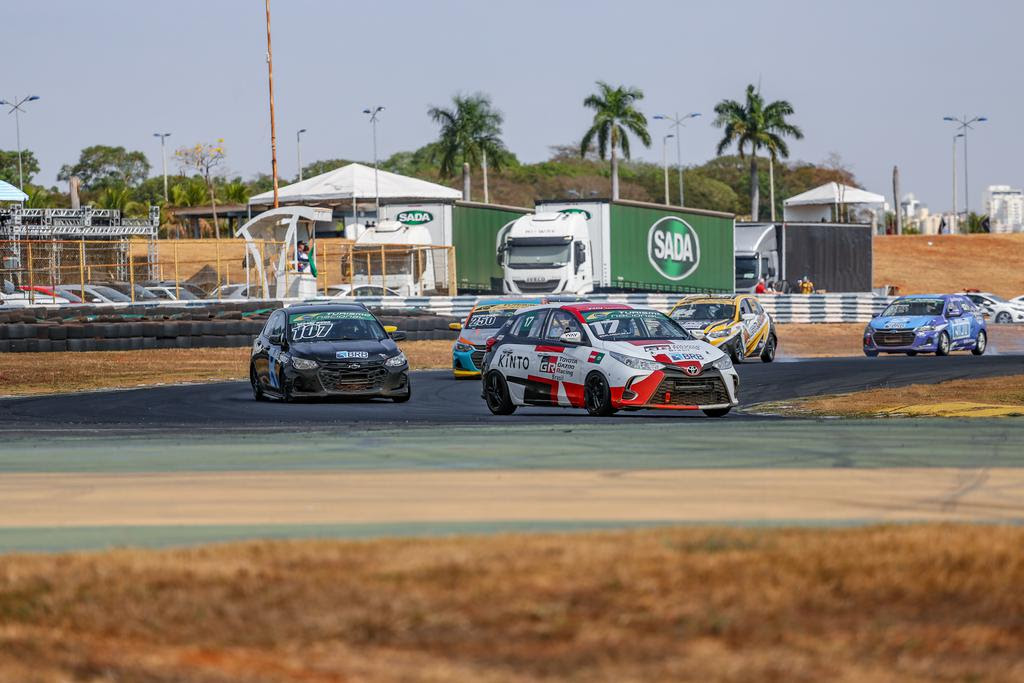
[2,467,1020,527]
[874,232,1024,297]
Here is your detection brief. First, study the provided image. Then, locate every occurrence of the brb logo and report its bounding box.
[647,216,700,281]
[396,210,434,226]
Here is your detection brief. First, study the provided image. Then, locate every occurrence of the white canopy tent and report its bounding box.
[0,180,28,203]
[248,163,462,210]
[783,182,885,222]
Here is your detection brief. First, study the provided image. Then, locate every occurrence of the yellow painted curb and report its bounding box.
[883,401,1024,418]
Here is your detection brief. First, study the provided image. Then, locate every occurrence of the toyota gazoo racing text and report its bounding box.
[449,299,545,378]
[250,304,411,401]
[481,303,739,417]
[863,294,987,357]
[668,294,777,362]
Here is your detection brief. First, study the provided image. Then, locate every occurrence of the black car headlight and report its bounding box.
[291,357,319,370]
[385,352,407,368]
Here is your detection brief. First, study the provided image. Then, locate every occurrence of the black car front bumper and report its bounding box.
[284,360,409,398]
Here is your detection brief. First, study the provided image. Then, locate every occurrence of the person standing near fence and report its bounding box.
[296,241,310,273]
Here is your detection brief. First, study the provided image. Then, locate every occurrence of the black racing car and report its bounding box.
[250,304,410,402]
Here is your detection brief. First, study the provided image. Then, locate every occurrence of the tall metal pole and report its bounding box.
[363,106,384,216]
[952,134,960,233]
[265,0,280,208]
[1,96,40,191]
[153,133,171,202]
[662,134,674,205]
[943,114,986,229]
[296,128,306,181]
[653,111,700,207]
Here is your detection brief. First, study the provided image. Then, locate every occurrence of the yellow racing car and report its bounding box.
[668,294,777,362]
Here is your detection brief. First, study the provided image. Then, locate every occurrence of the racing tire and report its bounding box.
[250,364,267,401]
[702,407,731,418]
[972,330,987,356]
[729,340,745,364]
[995,312,1011,324]
[935,331,951,357]
[483,371,516,415]
[278,370,295,402]
[584,372,616,417]
[864,350,879,357]
[760,334,776,363]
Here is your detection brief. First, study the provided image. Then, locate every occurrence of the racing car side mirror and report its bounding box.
[267,333,282,345]
[449,322,463,331]
[742,313,756,321]
[559,330,582,344]
[389,330,407,341]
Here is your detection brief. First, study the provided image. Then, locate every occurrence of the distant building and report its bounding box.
[985,185,1024,233]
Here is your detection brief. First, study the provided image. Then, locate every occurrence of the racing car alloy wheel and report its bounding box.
[484,372,516,415]
[936,331,951,357]
[730,338,745,363]
[996,312,1012,323]
[584,371,616,417]
[760,334,776,363]
[972,330,987,355]
[250,364,267,401]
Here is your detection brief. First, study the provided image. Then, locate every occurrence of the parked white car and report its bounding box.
[146,285,200,301]
[205,284,253,300]
[963,292,1024,324]
[324,284,401,298]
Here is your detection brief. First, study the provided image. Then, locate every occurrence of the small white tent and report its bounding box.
[248,163,461,207]
[0,180,28,203]
[783,182,885,222]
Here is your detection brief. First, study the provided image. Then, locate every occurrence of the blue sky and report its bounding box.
[2,0,1018,212]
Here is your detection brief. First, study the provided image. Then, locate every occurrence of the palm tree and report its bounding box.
[428,93,507,203]
[713,84,803,219]
[580,82,651,200]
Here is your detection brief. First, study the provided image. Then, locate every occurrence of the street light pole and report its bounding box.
[153,133,171,202]
[951,133,963,233]
[296,128,307,181]
[943,114,987,227]
[0,95,41,190]
[653,111,700,206]
[662,134,675,205]
[363,106,384,216]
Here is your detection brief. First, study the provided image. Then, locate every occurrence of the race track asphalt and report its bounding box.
[1,353,1022,432]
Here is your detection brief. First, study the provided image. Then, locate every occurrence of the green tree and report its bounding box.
[580,82,651,200]
[0,149,40,186]
[57,145,151,190]
[219,178,249,204]
[428,93,508,203]
[713,84,803,219]
[171,176,210,207]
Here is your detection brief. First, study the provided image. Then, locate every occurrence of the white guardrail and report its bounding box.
[343,293,891,324]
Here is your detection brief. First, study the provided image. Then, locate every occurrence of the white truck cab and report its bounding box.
[497,212,592,295]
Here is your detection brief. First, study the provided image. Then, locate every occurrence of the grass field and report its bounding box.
[756,373,1024,418]
[0,524,1021,681]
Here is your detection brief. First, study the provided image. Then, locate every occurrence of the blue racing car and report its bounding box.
[863,293,987,357]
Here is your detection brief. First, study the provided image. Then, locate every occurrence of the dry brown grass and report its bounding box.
[874,233,1024,297]
[0,341,453,396]
[758,373,1024,418]
[1,525,1022,681]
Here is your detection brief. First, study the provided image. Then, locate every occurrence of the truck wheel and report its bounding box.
[972,330,987,355]
[484,372,516,415]
[250,364,267,401]
[936,332,951,356]
[584,372,616,417]
[703,407,731,418]
[760,334,776,363]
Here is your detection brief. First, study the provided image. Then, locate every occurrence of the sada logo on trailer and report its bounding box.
[396,210,434,225]
[558,208,592,220]
[647,216,700,281]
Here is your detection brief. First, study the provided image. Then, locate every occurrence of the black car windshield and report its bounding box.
[288,310,385,342]
[583,309,689,341]
[506,243,571,269]
[882,299,944,317]
[671,303,736,321]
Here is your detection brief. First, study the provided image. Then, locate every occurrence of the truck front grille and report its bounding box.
[513,279,559,293]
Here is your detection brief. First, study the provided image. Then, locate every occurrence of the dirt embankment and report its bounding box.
[874,233,1024,297]
[1,525,1022,682]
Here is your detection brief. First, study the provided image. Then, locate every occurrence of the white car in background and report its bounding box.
[324,284,401,298]
[146,285,200,301]
[964,292,1024,324]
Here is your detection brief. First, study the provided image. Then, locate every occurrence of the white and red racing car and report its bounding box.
[480,303,739,417]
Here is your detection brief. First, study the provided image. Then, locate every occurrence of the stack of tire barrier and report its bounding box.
[0,303,459,352]
[0,303,279,353]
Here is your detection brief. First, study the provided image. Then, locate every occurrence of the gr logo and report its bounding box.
[647,216,701,281]
[558,208,592,220]
[396,210,434,225]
